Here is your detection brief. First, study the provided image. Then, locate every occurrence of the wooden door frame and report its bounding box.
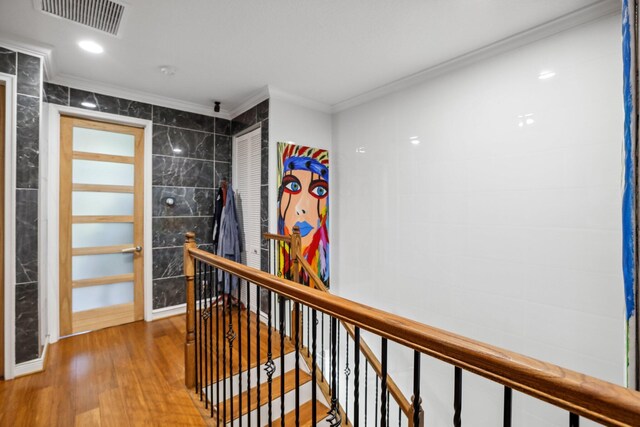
[0,73,16,380]
[44,104,153,344]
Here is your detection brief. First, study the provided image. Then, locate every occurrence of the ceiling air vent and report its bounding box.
[39,0,126,36]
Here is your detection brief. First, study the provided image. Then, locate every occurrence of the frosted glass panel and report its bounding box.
[73,192,133,216]
[73,160,134,186]
[72,253,133,280]
[72,223,133,248]
[72,282,134,312]
[73,127,134,156]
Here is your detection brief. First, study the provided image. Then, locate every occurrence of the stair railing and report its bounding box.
[184,231,640,426]
[265,228,417,426]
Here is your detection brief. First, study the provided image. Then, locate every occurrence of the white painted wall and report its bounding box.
[332,14,623,426]
[268,96,333,236]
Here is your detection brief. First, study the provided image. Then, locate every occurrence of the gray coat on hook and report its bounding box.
[217,183,242,294]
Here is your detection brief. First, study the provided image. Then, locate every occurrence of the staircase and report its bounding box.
[196,306,332,426]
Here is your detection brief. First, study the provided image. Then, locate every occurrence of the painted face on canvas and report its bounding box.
[279,169,328,248]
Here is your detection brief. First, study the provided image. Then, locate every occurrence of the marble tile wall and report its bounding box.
[43,82,232,310]
[2,46,42,364]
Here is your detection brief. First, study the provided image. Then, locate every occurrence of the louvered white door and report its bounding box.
[233,127,262,309]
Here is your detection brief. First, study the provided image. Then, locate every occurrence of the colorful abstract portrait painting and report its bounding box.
[277,142,330,288]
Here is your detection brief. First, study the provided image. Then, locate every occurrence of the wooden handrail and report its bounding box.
[296,252,413,419]
[263,232,292,243]
[187,245,640,426]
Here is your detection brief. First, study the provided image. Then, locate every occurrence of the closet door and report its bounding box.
[233,127,262,310]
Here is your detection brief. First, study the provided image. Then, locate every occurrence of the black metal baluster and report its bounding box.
[222,271,228,425]
[279,296,286,426]
[246,281,251,425]
[227,273,236,423]
[266,290,274,425]
[214,266,220,423]
[256,284,262,427]
[453,367,462,427]
[205,263,209,409]
[345,335,350,419]
[322,314,325,377]
[570,413,579,427]
[365,361,369,427]
[328,316,341,426]
[337,325,341,398]
[295,302,301,426]
[312,308,318,426]
[412,351,421,427]
[375,374,379,427]
[398,405,401,426]
[237,283,243,427]
[354,327,360,427]
[503,387,512,427]
[386,389,390,426]
[198,260,203,400]
[205,265,214,417]
[380,338,387,427]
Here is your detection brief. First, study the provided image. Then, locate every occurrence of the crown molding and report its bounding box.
[50,73,231,119]
[0,33,56,79]
[331,0,620,113]
[268,86,332,114]
[229,86,270,119]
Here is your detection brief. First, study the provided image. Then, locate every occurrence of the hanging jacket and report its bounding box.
[212,186,225,252]
[217,184,242,293]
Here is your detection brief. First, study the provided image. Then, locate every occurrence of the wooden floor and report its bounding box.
[0,315,207,427]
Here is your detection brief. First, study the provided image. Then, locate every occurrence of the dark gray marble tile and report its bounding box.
[261,185,269,250]
[153,216,213,248]
[152,156,214,188]
[153,276,186,309]
[0,47,16,75]
[261,248,269,272]
[232,106,257,135]
[261,147,268,186]
[261,119,269,151]
[153,124,213,160]
[153,187,213,217]
[16,190,38,284]
[214,118,231,136]
[257,99,269,122]
[15,281,39,363]
[214,161,231,184]
[17,94,39,189]
[70,89,152,119]
[214,135,231,162]
[153,247,183,279]
[17,53,40,97]
[153,105,214,132]
[43,82,69,106]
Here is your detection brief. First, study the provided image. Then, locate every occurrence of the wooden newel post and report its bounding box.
[184,232,197,389]
[290,226,302,343]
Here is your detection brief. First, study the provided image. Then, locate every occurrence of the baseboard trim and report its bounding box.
[151,303,186,321]
[13,336,49,378]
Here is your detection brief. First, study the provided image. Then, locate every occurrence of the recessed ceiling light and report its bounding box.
[173,148,183,153]
[410,139,421,145]
[81,101,97,109]
[538,70,556,80]
[355,147,366,154]
[78,40,104,54]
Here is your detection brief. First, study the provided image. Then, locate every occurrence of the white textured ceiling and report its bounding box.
[0,0,617,113]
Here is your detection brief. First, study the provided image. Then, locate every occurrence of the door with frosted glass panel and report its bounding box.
[59,116,144,336]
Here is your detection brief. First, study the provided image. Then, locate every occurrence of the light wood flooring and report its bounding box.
[0,315,207,427]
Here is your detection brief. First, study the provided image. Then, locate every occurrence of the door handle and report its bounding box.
[122,246,142,253]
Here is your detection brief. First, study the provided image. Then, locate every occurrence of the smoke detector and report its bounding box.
[36,0,128,37]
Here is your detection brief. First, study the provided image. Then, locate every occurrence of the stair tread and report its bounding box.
[273,400,330,426]
[220,368,312,423]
